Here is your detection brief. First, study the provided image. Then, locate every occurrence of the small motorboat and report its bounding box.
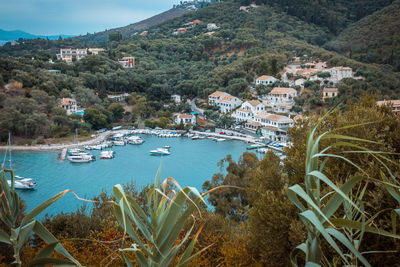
[192,135,200,140]
[113,140,126,146]
[149,148,171,156]
[127,136,144,145]
[216,138,226,142]
[100,150,114,159]
[67,154,92,163]
[164,145,171,149]
[7,178,37,190]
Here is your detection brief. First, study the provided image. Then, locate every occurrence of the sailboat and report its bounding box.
[3,133,37,190]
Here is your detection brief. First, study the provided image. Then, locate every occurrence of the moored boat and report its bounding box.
[149,148,171,156]
[7,178,37,190]
[100,150,115,159]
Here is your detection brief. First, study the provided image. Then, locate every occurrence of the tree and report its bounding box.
[202,152,259,221]
[83,107,109,130]
[247,151,301,265]
[217,114,235,128]
[108,32,122,42]
[270,58,278,76]
[107,103,124,121]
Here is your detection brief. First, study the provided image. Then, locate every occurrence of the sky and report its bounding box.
[0,0,180,36]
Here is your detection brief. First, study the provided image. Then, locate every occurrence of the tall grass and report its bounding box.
[113,168,212,267]
[287,112,400,266]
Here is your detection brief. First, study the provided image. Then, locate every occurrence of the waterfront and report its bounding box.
[11,135,251,216]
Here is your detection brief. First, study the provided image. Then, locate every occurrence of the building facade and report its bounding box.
[118,57,135,68]
[175,113,196,125]
[256,75,279,86]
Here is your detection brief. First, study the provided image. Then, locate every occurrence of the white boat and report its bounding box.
[7,178,36,189]
[216,138,226,142]
[67,154,92,163]
[149,148,171,156]
[192,135,200,140]
[127,136,144,145]
[113,140,126,146]
[3,133,37,189]
[164,145,171,149]
[100,150,114,159]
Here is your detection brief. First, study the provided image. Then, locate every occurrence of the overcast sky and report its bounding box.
[0,0,180,35]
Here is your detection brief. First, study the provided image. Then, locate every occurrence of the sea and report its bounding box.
[8,135,253,217]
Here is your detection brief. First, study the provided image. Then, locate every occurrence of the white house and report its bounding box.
[88,48,105,55]
[261,126,289,142]
[171,94,181,104]
[256,75,279,86]
[217,95,242,113]
[208,91,229,106]
[207,23,219,30]
[254,112,294,128]
[232,100,265,122]
[327,66,353,83]
[265,87,297,103]
[271,102,293,114]
[61,98,77,115]
[175,113,196,125]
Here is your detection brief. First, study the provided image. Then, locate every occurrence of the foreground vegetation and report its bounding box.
[1,96,399,266]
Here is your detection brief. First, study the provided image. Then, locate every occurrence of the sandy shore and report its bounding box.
[0,131,112,151]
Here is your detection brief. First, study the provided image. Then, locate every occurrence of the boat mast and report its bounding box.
[8,132,11,169]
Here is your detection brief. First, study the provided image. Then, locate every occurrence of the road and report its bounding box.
[190,98,204,115]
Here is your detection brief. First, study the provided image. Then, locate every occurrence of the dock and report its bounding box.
[60,148,67,160]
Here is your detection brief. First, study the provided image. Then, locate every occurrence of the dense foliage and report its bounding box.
[325,0,400,71]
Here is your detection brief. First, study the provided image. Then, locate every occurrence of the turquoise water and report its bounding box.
[10,135,252,216]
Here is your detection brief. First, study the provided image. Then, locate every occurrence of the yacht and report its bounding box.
[7,178,36,190]
[100,150,114,159]
[67,153,93,163]
[149,148,171,156]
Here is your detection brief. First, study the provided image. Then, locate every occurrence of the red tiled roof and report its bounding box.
[209,91,227,98]
[257,75,274,81]
[270,87,296,94]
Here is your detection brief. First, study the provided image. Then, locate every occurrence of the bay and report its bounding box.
[9,135,252,216]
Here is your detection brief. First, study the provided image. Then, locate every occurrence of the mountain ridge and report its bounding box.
[0,29,75,43]
[71,8,189,43]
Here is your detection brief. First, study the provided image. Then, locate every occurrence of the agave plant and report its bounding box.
[0,167,81,266]
[287,112,400,266]
[113,171,212,267]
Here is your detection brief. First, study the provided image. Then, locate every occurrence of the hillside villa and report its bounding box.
[256,75,279,86]
[60,98,77,115]
[173,28,188,35]
[57,48,89,63]
[263,87,297,103]
[175,113,196,125]
[377,100,400,116]
[322,88,338,101]
[171,94,182,104]
[118,57,135,68]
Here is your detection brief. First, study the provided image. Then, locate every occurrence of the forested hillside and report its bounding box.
[236,0,394,34]
[325,0,400,71]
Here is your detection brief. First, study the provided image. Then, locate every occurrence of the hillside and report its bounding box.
[71,8,189,43]
[325,0,400,71]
